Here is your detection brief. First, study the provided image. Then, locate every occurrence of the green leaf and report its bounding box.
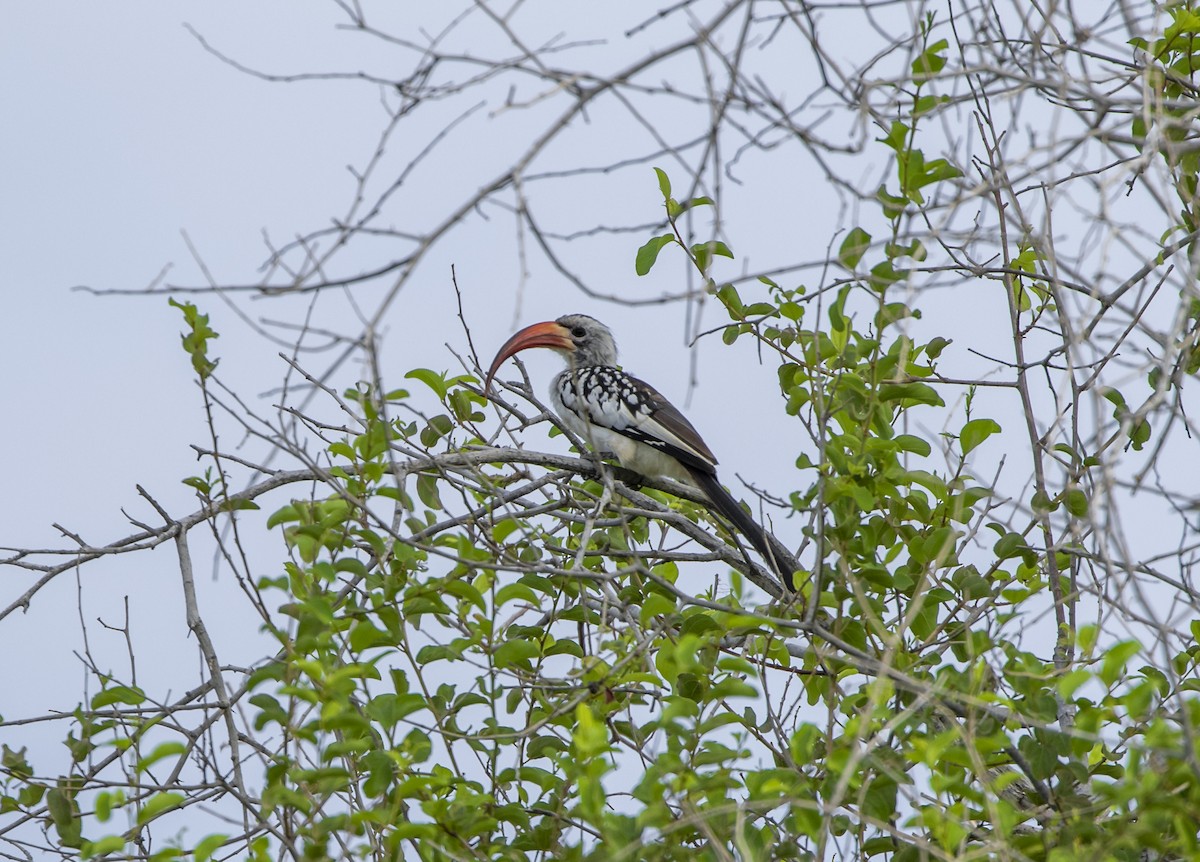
[1100,640,1142,687]
[919,526,956,565]
[636,234,675,276]
[365,693,425,728]
[914,93,950,118]
[868,260,904,291]
[1057,668,1092,699]
[182,475,211,495]
[716,283,744,316]
[894,434,931,457]
[573,704,609,759]
[405,368,449,400]
[1077,623,1099,654]
[876,185,908,220]
[495,582,538,606]
[699,240,734,260]
[91,685,146,710]
[267,504,300,529]
[653,167,672,200]
[878,382,944,407]
[994,531,1029,560]
[1031,489,1056,513]
[47,788,80,847]
[2,746,32,779]
[920,158,963,186]
[444,577,486,613]
[194,834,229,862]
[136,742,187,774]
[136,792,184,826]
[492,519,520,543]
[691,240,733,274]
[876,301,914,330]
[1128,418,1151,450]
[494,639,539,669]
[415,644,462,664]
[676,672,706,701]
[349,620,390,652]
[169,299,219,381]
[416,473,442,510]
[960,418,1001,455]
[528,735,568,759]
[912,38,949,81]
[878,120,909,153]
[838,228,872,269]
[780,300,803,321]
[640,592,677,625]
[219,498,259,513]
[82,836,126,858]
[1065,488,1089,517]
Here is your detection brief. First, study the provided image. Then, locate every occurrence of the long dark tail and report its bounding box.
[685,467,797,590]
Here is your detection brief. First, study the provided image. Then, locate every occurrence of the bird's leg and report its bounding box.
[590,449,620,465]
[583,451,649,491]
[578,448,620,474]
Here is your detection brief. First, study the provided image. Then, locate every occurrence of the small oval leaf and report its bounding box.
[960,418,1001,455]
[635,234,675,276]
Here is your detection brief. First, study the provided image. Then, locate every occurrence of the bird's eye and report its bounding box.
[571,326,587,339]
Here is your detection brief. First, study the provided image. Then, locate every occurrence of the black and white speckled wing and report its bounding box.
[553,365,718,476]
[550,363,797,585]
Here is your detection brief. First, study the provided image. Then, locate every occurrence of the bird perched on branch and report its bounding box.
[484,313,796,589]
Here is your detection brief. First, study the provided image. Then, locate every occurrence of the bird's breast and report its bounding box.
[552,367,648,431]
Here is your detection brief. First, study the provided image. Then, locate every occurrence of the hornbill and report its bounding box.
[484,313,796,588]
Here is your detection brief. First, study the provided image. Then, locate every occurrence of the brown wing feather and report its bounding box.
[626,375,719,473]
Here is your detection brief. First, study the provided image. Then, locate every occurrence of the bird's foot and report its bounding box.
[581,449,618,469]
[581,450,644,485]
